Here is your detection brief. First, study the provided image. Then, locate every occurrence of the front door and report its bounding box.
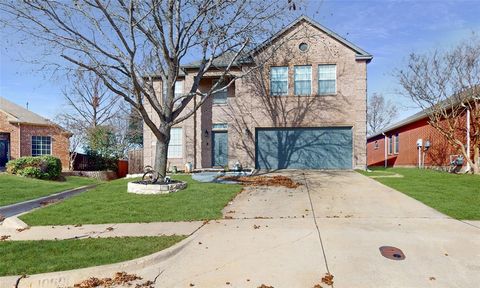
[0,140,8,168]
[212,131,228,167]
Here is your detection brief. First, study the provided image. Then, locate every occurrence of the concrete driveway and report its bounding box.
[147,170,479,288]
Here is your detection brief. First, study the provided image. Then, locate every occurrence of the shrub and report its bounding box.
[6,156,62,180]
[19,167,43,178]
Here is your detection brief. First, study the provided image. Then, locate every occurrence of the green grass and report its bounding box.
[358,168,480,220]
[0,174,99,206]
[20,175,242,226]
[0,236,184,276]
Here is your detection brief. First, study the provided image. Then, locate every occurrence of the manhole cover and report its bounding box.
[379,246,405,260]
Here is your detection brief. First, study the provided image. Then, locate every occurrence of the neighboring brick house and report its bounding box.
[366,109,473,168]
[144,16,372,170]
[0,96,71,170]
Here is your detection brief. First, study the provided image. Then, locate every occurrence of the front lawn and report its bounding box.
[20,175,242,225]
[0,174,99,207]
[358,168,480,220]
[0,236,184,276]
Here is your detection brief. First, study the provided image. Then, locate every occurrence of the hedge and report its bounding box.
[6,156,62,180]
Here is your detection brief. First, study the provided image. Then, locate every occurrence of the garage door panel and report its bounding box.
[255,127,352,169]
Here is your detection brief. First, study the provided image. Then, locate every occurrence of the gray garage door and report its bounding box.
[255,127,353,170]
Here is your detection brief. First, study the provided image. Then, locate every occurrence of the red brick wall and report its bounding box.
[0,112,70,170]
[0,113,21,160]
[367,117,463,167]
[19,124,70,170]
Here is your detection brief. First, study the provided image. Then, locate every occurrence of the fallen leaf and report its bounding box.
[16,227,30,232]
[313,285,323,288]
[224,215,233,219]
[0,235,10,241]
[106,227,114,231]
[429,277,436,281]
[257,285,274,288]
[321,273,334,286]
[253,224,261,229]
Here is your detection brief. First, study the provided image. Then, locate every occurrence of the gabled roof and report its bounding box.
[252,15,373,61]
[0,96,54,126]
[183,15,373,69]
[367,109,427,140]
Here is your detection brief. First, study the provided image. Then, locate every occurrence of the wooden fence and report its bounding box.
[128,149,144,174]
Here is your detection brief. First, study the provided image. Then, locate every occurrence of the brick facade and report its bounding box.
[0,111,70,170]
[367,117,466,167]
[143,18,370,170]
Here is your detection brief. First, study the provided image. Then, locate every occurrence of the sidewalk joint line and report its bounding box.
[303,172,331,276]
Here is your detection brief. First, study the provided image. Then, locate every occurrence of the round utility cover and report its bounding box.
[379,246,406,260]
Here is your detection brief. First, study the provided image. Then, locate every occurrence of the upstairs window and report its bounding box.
[270,66,288,96]
[294,65,312,96]
[168,127,183,158]
[32,136,51,156]
[213,81,228,104]
[394,133,399,154]
[318,64,336,95]
[163,80,184,100]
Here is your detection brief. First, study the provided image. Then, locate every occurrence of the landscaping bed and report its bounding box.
[19,175,243,225]
[0,175,99,207]
[358,168,480,220]
[0,236,184,276]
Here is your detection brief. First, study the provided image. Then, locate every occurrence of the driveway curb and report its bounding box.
[0,231,198,288]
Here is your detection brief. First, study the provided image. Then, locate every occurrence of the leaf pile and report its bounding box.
[73,272,141,288]
[221,176,301,189]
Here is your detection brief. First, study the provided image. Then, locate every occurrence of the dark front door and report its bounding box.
[212,131,228,167]
[0,140,8,168]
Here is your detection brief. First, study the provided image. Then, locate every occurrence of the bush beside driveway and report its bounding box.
[358,168,480,220]
[20,175,243,226]
[0,174,99,207]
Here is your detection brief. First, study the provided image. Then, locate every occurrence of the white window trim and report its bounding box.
[270,66,289,96]
[294,65,312,96]
[31,135,52,156]
[167,127,183,159]
[394,134,400,154]
[318,64,337,95]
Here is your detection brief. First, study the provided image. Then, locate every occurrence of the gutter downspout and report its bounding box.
[382,132,387,168]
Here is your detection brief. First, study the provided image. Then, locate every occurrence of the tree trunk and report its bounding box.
[154,126,171,180]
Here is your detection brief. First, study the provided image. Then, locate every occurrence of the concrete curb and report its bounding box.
[1,216,28,229]
[0,232,198,288]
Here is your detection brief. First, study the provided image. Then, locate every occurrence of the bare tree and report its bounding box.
[1,0,299,179]
[56,70,122,169]
[397,34,480,174]
[367,93,398,135]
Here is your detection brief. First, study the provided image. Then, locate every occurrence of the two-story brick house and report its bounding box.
[0,96,71,170]
[143,16,372,170]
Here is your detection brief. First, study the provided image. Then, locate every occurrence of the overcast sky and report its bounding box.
[1,0,479,122]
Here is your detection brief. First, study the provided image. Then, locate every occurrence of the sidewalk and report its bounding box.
[0,221,204,240]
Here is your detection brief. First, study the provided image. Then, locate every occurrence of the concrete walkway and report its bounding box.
[0,221,204,240]
[2,171,479,288]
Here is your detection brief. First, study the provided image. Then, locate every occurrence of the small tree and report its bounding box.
[397,35,480,174]
[1,0,299,180]
[367,93,398,135]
